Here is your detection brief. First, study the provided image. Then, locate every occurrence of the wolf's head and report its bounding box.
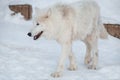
[27,7,54,40]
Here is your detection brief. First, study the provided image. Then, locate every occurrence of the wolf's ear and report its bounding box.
[47,8,51,17]
[35,7,41,14]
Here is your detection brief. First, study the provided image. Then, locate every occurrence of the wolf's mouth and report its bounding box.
[33,31,43,40]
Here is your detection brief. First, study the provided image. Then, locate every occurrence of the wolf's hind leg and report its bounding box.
[84,33,98,69]
[89,36,98,69]
[84,41,92,65]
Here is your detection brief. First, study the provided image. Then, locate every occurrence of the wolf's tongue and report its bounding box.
[33,31,43,40]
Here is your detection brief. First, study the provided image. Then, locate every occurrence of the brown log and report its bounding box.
[104,24,120,39]
[9,4,32,20]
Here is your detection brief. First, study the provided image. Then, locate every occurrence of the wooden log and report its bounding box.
[104,24,120,39]
[9,4,32,20]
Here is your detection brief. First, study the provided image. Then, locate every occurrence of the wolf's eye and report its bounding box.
[36,23,39,26]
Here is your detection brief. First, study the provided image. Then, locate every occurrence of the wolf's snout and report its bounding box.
[27,32,32,37]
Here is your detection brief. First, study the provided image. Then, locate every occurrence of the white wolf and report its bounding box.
[27,0,108,77]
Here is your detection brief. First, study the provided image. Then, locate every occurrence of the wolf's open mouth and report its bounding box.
[33,31,43,40]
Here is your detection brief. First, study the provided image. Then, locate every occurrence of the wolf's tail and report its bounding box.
[98,19,108,39]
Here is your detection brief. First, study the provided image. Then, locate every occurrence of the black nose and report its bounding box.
[27,32,32,37]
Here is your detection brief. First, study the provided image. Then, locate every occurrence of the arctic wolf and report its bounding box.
[27,0,108,77]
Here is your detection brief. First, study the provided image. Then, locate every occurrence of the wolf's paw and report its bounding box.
[84,56,91,65]
[68,64,77,71]
[51,72,62,78]
[88,65,96,70]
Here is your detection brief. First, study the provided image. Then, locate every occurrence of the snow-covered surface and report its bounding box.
[0,0,120,80]
[97,0,120,24]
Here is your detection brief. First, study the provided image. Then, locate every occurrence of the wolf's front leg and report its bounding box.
[68,52,77,71]
[51,43,72,78]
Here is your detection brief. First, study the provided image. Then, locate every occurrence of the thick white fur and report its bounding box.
[30,0,108,77]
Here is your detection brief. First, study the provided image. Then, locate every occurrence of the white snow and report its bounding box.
[0,0,120,80]
[97,0,120,24]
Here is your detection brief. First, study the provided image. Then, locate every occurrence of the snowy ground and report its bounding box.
[0,0,120,80]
